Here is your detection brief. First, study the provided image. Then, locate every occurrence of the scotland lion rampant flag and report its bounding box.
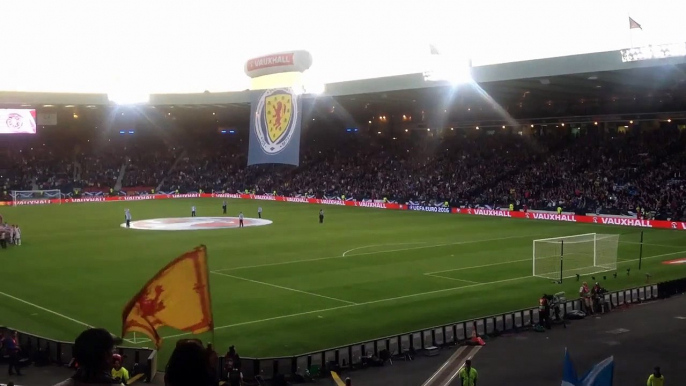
[248,88,302,166]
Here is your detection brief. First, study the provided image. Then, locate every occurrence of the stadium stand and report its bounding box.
[3,123,686,220]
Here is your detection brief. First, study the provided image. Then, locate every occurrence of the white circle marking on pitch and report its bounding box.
[121,217,272,231]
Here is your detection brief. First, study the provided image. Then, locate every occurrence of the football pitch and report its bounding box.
[1,198,686,362]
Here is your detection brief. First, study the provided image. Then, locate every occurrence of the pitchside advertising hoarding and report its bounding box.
[0,109,37,134]
[5,192,686,231]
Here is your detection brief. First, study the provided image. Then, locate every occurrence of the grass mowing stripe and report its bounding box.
[426,249,686,276]
[423,274,481,284]
[0,291,93,329]
[210,271,357,305]
[160,274,534,341]
[620,241,686,248]
[425,257,531,275]
[341,242,426,257]
[161,250,686,342]
[618,250,686,264]
[214,234,539,272]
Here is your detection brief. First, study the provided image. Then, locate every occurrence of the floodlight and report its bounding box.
[291,86,304,96]
[303,82,326,95]
[423,54,472,85]
[108,92,150,105]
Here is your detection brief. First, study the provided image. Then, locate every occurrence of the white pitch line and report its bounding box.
[341,242,426,257]
[425,258,531,275]
[213,234,537,272]
[163,250,686,340]
[211,271,357,305]
[124,337,152,344]
[619,249,686,264]
[0,290,93,329]
[161,274,534,340]
[620,241,686,248]
[424,273,481,284]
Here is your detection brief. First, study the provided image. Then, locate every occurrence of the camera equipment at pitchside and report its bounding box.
[537,292,567,331]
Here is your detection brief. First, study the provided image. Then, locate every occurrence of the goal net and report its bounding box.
[533,233,619,281]
[11,190,62,205]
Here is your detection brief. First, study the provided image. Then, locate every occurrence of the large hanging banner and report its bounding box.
[248,88,302,166]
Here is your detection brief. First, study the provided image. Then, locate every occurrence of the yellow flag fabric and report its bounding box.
[331,371,346,386]
[121,246,213,347]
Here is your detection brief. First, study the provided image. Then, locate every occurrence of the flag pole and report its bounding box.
[203,245,216,348]
[628,13,634,48]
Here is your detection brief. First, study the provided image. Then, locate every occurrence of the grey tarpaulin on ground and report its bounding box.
[248,88,302,166]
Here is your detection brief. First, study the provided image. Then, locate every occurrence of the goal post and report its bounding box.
[533,233,619,281]
[10,190,62,205]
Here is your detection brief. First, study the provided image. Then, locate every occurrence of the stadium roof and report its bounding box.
[1,50,686,129]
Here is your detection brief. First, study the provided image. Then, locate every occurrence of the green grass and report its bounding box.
[1,198,686,365]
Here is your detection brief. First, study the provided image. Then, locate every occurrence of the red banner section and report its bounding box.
[452,207,686,230]
[2,193,403,210]
[4,193,686,231]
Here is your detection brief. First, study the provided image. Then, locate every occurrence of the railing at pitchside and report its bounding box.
[0,327,157,383]
[5,279,686,382]
[229,283,665,380]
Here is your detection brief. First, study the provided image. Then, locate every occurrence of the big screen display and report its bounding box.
[0,109,37,134]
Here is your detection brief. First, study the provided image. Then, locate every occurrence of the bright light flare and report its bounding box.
[108,92,150,105]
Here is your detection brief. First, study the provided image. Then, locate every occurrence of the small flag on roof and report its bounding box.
[629,17,642,30]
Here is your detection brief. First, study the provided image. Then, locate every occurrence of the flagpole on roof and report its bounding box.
[628,13,633,48]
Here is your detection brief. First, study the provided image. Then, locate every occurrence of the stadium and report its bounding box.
[2,2,686,385]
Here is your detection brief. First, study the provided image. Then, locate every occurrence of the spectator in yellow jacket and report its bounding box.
[647,366,664,386]
[111,358,130,385]
[458,359,478,386]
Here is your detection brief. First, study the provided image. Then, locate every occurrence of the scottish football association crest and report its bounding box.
[254,88,299,155]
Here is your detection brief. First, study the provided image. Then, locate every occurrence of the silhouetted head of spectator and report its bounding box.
[165,339,211,386]
[73,328,115,373]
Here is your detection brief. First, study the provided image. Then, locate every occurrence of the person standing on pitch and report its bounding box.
[222,200,227,214]
[125,209,132,228]
[14,225,21,246]
[319,209,324,224]
[458,359,478,386]
[257,206,262,219]
[191,205,196,217]
[238,212,244,228]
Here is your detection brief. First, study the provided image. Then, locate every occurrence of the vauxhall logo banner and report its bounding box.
[248,88,302,166]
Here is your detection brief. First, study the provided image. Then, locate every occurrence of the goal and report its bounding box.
[11,190,62,205]
[533,233,619,281]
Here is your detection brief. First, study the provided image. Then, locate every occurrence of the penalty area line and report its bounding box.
[341,242,427,257]
[213,234,539,272]
[161,274,534,340]
[425,257,531,275]
[211,271,357,305]
[423,273,480,284]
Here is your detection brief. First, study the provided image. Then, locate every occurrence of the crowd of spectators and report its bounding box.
[43,327,247,386]
[3,125,686,220]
